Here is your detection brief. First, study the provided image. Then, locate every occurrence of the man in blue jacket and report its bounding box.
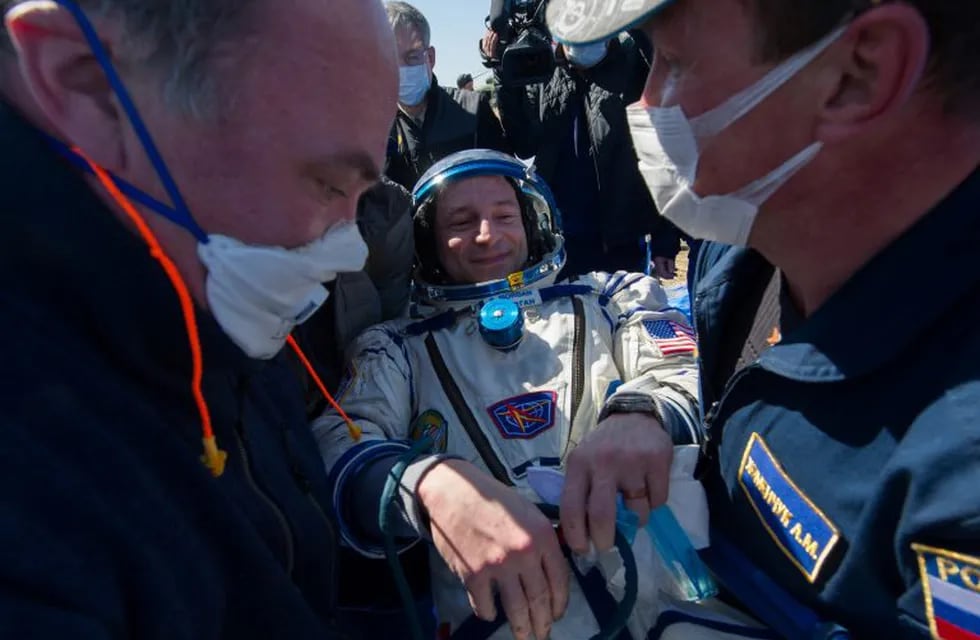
[545,0,980,638]
[0,0,401,636]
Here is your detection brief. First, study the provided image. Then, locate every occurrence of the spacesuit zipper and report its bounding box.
[569,297,587,430]
[231,392,296,576]
[424,333,514,486]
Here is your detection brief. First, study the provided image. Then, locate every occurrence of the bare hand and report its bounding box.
[418,459,570,640]
[653,256,677,280]
[482,29,500,60]
[560,413,673,554]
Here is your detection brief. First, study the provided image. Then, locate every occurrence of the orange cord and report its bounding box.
[287,335,362,441]
[79,150,361,475]
[78,149,227,477]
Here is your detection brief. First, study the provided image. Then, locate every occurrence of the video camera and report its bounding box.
[481,0,556,87]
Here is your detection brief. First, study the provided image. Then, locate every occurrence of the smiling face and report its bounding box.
[432,175,529,284]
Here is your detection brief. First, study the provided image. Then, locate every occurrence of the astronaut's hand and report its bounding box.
[560,413,673,554]
[418,459,569,640]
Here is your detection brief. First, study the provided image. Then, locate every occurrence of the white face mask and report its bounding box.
[199,222,368,359]
[628,26,845,246]
[565,41,608,68]
[399,63,431,106]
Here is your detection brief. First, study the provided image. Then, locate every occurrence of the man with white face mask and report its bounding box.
[0,0,416,636]
[384,2,510,191]
[545,0,980,638]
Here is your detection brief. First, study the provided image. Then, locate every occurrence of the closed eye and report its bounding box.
[315,177,349,201]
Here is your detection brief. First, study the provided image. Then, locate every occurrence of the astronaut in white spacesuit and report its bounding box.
[313,150,701,640]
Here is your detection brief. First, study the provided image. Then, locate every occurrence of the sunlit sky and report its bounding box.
[403,1,495,90]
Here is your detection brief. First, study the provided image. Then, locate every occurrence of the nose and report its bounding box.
[640,52,669,107]
[640,71,659,107]
[475,218,494,244]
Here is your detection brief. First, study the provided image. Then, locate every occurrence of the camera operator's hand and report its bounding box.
[481,28,500,60]
[418,459,570,640]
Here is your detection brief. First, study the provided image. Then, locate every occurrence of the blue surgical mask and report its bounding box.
[565,41,608,69]
[399,63,431,106]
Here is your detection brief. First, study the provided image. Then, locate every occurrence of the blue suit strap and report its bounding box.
[403,309,461,337]
[700,533,851,640]
[538,284,597,303]
[405,285,595,337]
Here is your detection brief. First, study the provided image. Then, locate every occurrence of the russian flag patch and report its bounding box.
[914,543,980,640]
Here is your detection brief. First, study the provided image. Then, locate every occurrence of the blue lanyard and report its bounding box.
[50,0,208,243]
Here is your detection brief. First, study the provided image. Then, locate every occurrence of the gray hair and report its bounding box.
[1,0,259,118]
[385,1,430,47]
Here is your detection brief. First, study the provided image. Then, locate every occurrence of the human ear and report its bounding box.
[6,1,127,170]
[815,4,929,142]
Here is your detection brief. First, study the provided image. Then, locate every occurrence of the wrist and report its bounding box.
[417,457,469,512]
[598,392,664,425]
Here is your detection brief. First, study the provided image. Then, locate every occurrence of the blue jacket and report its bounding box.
[0,104,350,637]
[691,169,980,639]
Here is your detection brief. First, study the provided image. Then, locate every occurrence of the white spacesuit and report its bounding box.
[313,151,702,639]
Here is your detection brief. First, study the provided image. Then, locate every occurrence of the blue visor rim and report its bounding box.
[413,159,561,220]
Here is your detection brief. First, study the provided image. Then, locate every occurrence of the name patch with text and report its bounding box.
[738,433,840,583]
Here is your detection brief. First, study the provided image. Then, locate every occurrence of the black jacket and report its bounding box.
[0,104,349,638]
[496,34,680,258]
[385,78,510,191]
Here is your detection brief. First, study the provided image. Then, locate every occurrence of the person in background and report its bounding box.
[487,27,681,279]
[385,1,510,191]
[0,0,405,636]
[546,0,980,637]
[456,73,475,91]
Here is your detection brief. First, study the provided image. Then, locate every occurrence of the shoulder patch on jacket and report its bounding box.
[410,410,448,453]
[643,319,697,356]
[913,543,980,640]
[487,391,557,440]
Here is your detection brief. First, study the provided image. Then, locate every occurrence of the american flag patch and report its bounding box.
[914,544,980,640]
[643,319,697,356]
